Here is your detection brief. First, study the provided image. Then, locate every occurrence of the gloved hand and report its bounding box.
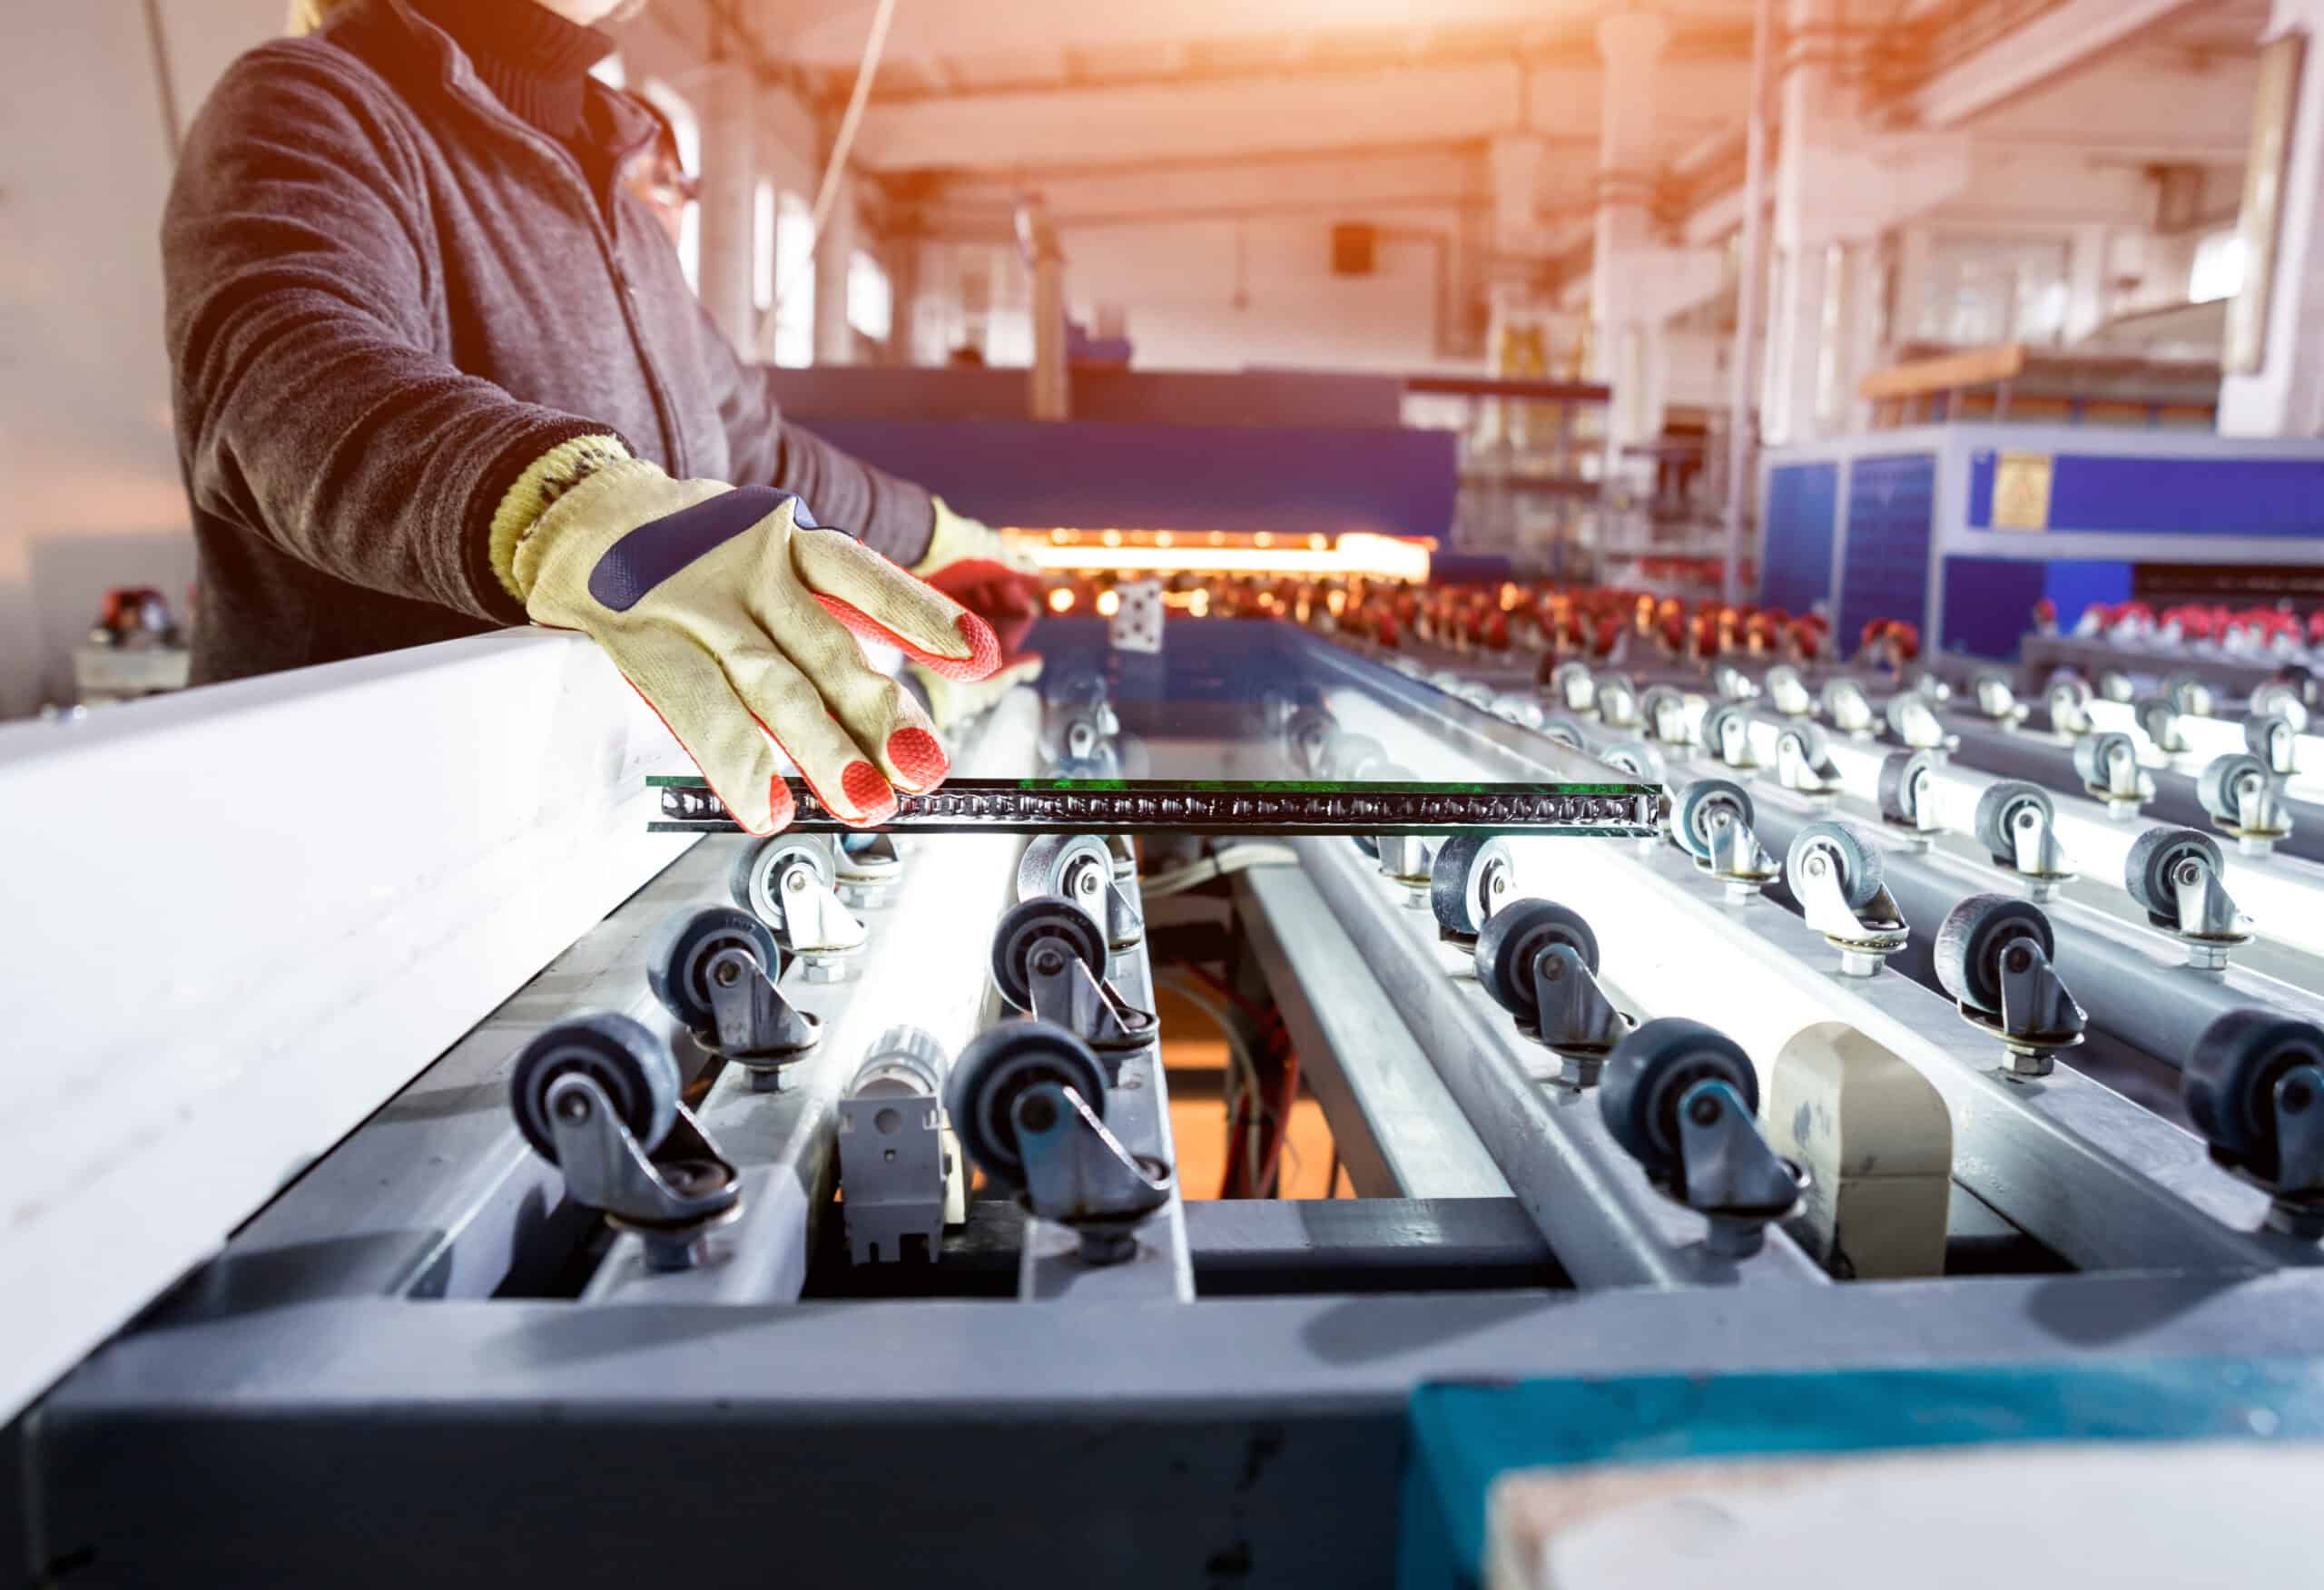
[508,457,1000,834]
[910,498,1044,726]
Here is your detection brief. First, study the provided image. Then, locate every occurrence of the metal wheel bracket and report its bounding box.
[1670,1079,1807,1259]
[1028,945,1157,1053]
[1792,866,1908,976]
[545,1075,741,1273]
[703,945,822,1083]
[1013,1082,1173,1266]
[1525,942,1630,1071]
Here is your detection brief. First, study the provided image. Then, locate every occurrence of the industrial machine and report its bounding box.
[11,594,2324,1586]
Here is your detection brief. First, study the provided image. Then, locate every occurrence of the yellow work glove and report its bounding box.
[503,449,999,834]
[907,498,1044,725]
[915,498,1039,578]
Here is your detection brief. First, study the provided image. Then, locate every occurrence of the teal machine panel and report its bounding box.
[1400,1357,2324,1589]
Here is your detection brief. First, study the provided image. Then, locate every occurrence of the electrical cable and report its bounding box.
[1138,844,1299,899]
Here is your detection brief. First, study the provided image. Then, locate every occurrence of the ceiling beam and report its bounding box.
[1899,0,2211,127]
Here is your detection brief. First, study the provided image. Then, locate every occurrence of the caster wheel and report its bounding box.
[2248,713,2295,766]
[2123,827,2223,923]
[646,906,781,1034]
[947,1019,1108,1186]
[730,834,836,935]
[1876,750,1935,825]
[990,895,1108,1012]
[1973,780,2053,866]
[1539,713,1593,751]
[1325,733,1390,780]
[1472,898,1600,1022]
[1597,739,1665,783]
[1351,834,1380,860]
[1882,694,1927,742]
[1599,1017,1758,1180]
[1821,679,1867,718]
[510,1011,680,1165]
[2162,672,2211,717]
[2073,730,2135,789]
[1675,778,1755,863]
[1017,833,1113,905]
[2183,1009,2324,1174]
[1284,705,1334,774]
[2046,672,2093,713]
[1775,720,1829,767]
[1431,834,1516,937]
[1698,703,1745,759]
[1595,673,1639,718]
[2134,696,2179,749]
[1932,893,2053,1015]
[2251,683,2309,732]
[1763,664,1803,700]
[1639,685,1685,737]
[2199,752,2270,823]
[1787,820,1884,911]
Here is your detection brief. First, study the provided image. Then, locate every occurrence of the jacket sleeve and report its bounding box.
[164,44,615,624]
[706,323,936,569]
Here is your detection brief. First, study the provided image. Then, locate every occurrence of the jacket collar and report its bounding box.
[356,0,662,166]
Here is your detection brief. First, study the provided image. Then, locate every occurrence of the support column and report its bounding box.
[814,174,858,366]
[1764,0,1846,445]
[2221,0,2324,436]
[1592,9,1670,460]
[693,61,757,355]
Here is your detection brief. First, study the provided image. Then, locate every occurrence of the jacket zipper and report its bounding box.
[451,78,689,476]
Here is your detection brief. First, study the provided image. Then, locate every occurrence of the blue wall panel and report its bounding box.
[802,418,1459,539]
[1759,462,1838,615]
[1940,557,2135,659]
[1838,453,1937,644]
[1967,449,2324,536]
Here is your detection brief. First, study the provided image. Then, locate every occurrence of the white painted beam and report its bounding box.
[1908,0,2208,127]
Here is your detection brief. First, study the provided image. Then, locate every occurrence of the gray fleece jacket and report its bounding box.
[163,0,932,683]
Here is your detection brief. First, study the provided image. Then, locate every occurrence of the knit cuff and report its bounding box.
[488,433,633,603]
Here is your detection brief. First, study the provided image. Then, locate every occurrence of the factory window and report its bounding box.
[753,180,776,312]
[637,78,701,293]
[848,249,892,343]
[2189,231,2248,304]
[771,192,815,367]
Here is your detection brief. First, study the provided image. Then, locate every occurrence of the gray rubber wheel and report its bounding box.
[1675,778,1755,862]
[2162,672,2211,717]
[1600,1017,1758,1179]
[2200,752,2270,823]
[1017,833,1112,905]
[1776,720,1830,767]
[2098,670,2134,703]
[1699,703,1743,760]
[509,1011,680,1165]
[1597,739,1665,782]
[1787,820,1884,911]
[2246,712,2295,768]
[946,1018,1108,1187]
[2135,696,2180,751]
[1973,780,2053,866]
[1539,713,1593,751]
[1639,685,1685,741]
[2046,673,2093,712]
[1876,750,1934,825]
[1284,705,1334,774]
[1821,679,1867,720]
[1933,893,2053,1015]
[2073,730,2134,789]
[2124,826,2223,922]
[2183,1009,2324,1179]
[1431,833,1516,937]
[1472,898,1600,1021]
[1883,694,1926,742]
[990,895,1108,1012]
[645,906,781,1034]
[730,834,836,934]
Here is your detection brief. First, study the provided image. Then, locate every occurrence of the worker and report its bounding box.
[165,0,1040,834]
